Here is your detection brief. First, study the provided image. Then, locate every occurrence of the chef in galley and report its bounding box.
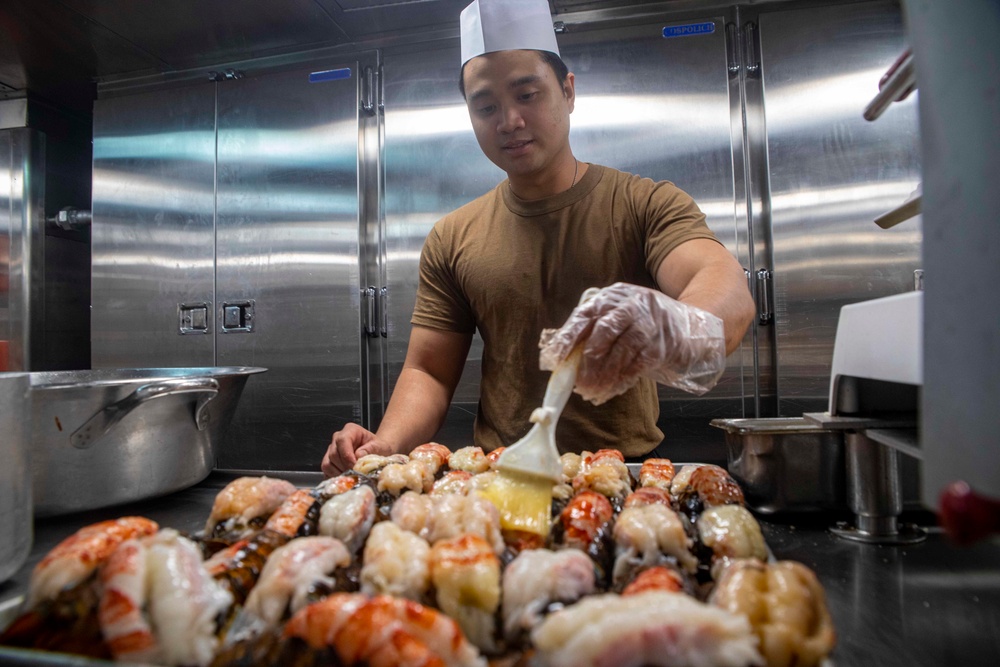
[322,0,754,477]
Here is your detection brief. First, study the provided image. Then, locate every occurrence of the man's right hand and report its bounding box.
[322,423,397,477]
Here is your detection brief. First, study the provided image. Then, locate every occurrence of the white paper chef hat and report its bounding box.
[460,0,560,66]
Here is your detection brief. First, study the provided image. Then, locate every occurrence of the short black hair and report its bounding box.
[459,50,569,99]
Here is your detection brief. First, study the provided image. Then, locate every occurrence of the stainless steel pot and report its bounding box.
[30,367,265,517]
[0,373,32,582]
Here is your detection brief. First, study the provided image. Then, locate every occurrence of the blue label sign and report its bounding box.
[662,22,716,38]
[309,68,352,83]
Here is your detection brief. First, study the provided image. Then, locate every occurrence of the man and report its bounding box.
[322,0,754,476]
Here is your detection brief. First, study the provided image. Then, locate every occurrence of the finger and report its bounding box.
[322,443,345,477]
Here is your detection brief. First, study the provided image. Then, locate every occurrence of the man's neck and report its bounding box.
[507,155,581,201]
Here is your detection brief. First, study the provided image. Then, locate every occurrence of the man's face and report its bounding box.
[462,50,575,179]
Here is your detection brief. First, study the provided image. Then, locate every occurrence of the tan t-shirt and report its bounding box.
[411,164,720,457]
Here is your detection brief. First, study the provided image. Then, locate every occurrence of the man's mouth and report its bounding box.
[502,140,532,152]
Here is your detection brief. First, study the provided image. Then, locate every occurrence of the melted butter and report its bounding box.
[478,470,553,537]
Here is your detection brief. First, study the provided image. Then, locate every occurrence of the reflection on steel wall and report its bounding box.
[93,60,368,470]
[0,128,45,371]
[758,1,921,416]
[92,86,217,367]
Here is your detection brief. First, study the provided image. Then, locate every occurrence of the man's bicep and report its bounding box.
[654,238,737,298]
[403,325,474,391]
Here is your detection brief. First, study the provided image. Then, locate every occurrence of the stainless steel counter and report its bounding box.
[2,471,1000,666]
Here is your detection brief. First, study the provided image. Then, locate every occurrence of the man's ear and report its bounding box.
[564,72,576,112]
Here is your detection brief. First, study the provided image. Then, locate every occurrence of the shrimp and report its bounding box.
[639,458,676,491]
[572,449,633,509]
[378,459,437,496]
[318,484,377,554]
[410,442,452,476]
[263,488,324,537]
[391,491,505,555]
[531,591,762,667]
[448,446,490,474]
[210,530,290,605]
[620,564,688,597]
[429,534,501,654]
[548,490,615,586]
[697,505,769,579]
[486,446,505,468]
[676,465,744,525]
[360,521,432,601]
[623,486,673,509]
[710,559,835,667]
[431,470,474,496]
[282,593,487,667]
[237,536,352,634]
[0,519,158,658]
[202,476,297,542]
[27,516,159,609]
[98,529,233,667]
[501,549,596,646]
[612,503,699,586]
[354,453,410,478]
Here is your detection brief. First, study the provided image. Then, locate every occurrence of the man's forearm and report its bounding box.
[674,259,755,355]
[373,366,455,454]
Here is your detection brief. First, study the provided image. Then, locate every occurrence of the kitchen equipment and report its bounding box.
[805,290,924,544]
[29,366,265,517]
[494,348,581,484]
[711,417,846,514]
[0,373,32,583]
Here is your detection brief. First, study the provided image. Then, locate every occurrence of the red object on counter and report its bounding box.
[0,340,7,371]
[938,480,1000,545]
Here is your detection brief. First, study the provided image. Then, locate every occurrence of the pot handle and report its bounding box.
[70,377,221,449]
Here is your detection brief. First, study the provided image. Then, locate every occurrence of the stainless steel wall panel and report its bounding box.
[0,128,46,371]
[214,62,365,469]
[91,86,217,367]
[758,1,921,416]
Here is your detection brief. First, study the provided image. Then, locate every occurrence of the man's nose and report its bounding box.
[497,105,525,133]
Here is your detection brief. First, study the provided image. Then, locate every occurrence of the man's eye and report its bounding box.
[519,92,537,101]
[477,105,496,115]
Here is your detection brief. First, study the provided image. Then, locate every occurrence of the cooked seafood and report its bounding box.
[531,591,763,667]
[236,536,351,636]
[410,442,453,475]
[263,489,324,538]
[639,459,676,491]
[281,593,487,667]
[558,452,584,482]
[429,534,501,654]
[612,503,698,590]
[391,491,505,555]
[378,459,437,496]
[318,485,376,554]
[353,453,409,478]
[203,477,297,542]
[448,446,491,474]
[27,516,159,609]
[501,549,596,645]
[313,472,360,499]
[209,530,290,606]
[571,449,633,508]
[98,529,233,667]
[620,564,687,597]
[697,505,768,577]
[431,470,474,496]
[486,446,505,468]
[676,465,745,525]
[359,521,431,601]
[710,559,835,667]
[623,486,673,509]
[548,490,615,585]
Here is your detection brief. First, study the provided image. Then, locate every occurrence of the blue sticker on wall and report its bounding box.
[662,22,716,38]
[309,68,352,83]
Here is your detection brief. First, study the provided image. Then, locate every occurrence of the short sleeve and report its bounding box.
[641,180,722,277]
[411,224,477,334]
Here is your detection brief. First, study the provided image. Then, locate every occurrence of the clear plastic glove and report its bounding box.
[539,282,726,404]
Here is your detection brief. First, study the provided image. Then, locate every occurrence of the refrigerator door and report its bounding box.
[92,85,218,367]
[215,61,366,469]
